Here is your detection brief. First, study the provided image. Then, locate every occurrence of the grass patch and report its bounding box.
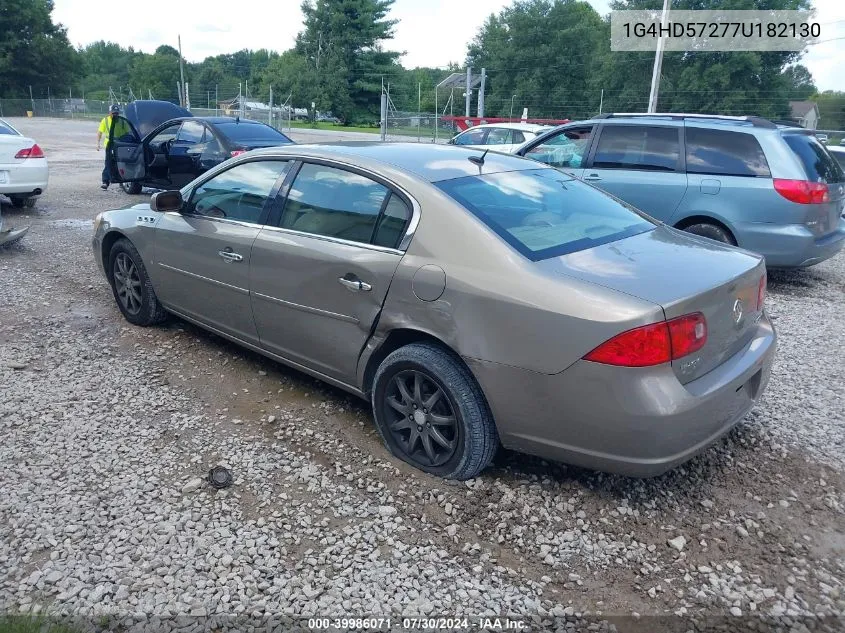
[0,616,82,633]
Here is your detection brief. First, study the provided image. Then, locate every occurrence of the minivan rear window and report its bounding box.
[783,133,845,183]
[685,127,770,177]
[437,169,655,261]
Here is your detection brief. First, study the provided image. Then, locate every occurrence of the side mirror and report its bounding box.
[150,190,183,212]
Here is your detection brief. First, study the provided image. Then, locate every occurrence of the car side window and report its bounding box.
[685,128,771,177]
[372,194,412,248]
[280,163,391,244]
[151,123,181,146]
[454,128,487,146]
[592,125,679,172]
[511,130,526,144]
[176,121,205,144]
[525,125,594,169]
[187,160,290,224]
[486,128,512,145]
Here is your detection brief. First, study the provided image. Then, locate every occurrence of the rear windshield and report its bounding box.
[437,169,655,261]
[782,133,845,183]
[0,121,19,135]
[217,122,292,144]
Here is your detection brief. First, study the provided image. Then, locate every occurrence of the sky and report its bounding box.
[52,0,844,92]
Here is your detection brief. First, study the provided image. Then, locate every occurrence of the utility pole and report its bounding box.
[215,85,218,115]
[510,95,517,121]
[477,68,486,118]
[178,35,186,107]
[185,82,190,110]
[29,85,35,115]
[176,82,182,107]
[599,89,604,115]
[464,67,472,117]
[269,86,273,126]
[648,0,670,113]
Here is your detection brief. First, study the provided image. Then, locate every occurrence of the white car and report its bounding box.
[448,123,551,154]
[0,118,48,208]
[828,145,845,169]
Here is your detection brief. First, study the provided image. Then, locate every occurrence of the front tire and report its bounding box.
[682,222,736,245]
[372,343,498,480]
[107,238,168,326]
[120,181,142,195]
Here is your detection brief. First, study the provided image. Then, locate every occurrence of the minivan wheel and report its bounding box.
[107,238,168,326]
[120,181,142,195]
[682,223,736,245]
[372,343,499,480]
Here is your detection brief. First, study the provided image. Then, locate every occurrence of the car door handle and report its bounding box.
[583,173,602,181]
[218,250,243,263]
[338,276,372,292]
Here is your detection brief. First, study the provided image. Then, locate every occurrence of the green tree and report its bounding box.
[295,0,402,122]
[0,0,78,98]
[129,49,182,102]
[813,91,845,130]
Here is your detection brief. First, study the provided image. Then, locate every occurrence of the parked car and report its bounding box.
[816,133,829,144]
[108,100,294,194]
[316,111,342,124]
[0,117,48,208]
[93,143,776,479]
[515,113,845,268]
[448,123,550,153]
[828,145,845,169]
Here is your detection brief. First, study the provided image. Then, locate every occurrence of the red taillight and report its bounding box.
[230,149,246,157]
[584,313,707,368]
[773,179,829,204]
[757,273,766,311]
[14,144,44,159]
[667,312,708,359]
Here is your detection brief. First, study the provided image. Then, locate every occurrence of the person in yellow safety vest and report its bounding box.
[96,104,131,190]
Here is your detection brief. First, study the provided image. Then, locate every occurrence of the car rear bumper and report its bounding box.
[736,220,845,268]
[0,159,49,196]
[468,314,777,477]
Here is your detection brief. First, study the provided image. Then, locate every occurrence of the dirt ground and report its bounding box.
[1,117,843,632]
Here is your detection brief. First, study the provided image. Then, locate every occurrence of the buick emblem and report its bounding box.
[732,299,744,325]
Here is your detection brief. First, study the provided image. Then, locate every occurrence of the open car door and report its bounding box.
[107,116,145,184]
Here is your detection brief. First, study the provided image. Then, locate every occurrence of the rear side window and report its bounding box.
[486,128,512,145]
[511,130,526,144]
[783,134,845,183]
[593,125,680,172]
[830,150,845,170]
[0,122,19,135]
[217,122,292,144]
[437,168,655,261]
[454,128,486,146]
[685,128,771,177]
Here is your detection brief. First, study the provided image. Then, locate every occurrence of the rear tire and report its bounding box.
[120,181,142,195]
[9,196,34,209]
[372,343,499,480]
[107,238,168,326]
[682,222,736,245]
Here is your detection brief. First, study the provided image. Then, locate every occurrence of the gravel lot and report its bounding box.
[1,118,844,632]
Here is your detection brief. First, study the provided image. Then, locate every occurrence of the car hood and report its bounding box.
[124,100,192,138]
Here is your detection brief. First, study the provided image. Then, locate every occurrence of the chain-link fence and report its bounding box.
[381,112,457,143]
[0,98,119,120]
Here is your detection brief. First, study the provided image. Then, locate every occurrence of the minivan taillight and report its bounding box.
[773,179,829,204]
[15,144,44,159]
[583,313,707,368]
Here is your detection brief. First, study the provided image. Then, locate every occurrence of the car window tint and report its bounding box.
[685,128,770,177]
[372,194,411,248]
[783,133,845,183]
[511,130,526,144]
[486,128,511,145]
[437,168,654,261]
[177,121,205,144]
[280,163,389,244]
[188,160,290,223]
[525,125,593,169]
[217,122,292,144]
[0,121,19,135]
[454,128,486,145]
[593,125,679,171]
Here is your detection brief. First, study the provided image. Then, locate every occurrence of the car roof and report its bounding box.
[458,122,550,133]
[250,142,548,182]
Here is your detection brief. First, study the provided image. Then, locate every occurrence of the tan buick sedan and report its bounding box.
[93,143,776,480]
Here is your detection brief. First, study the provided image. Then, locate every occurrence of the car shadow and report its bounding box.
[767,266,829,297]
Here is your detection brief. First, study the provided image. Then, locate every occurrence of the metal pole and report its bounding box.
[288,93,292,131]
[465,67,472,117]
[185,82,190,110]
[269,86,273,126]
[215,85,218,115]
[599,89,604,115]
[380,90,387,141]
[648,0,670,113]
[178,35,186,107]
[477,68,486,118]
[29,85,35,115]
[417,82,421,142]
[510,95,516,120]
[434,87,438,143]
[176,82,182,106]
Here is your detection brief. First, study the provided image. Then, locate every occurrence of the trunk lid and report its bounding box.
[781,131,845,237]
[537,226,766,384]
[0,134,35,164]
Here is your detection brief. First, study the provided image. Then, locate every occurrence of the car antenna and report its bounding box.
[235,115,240,123]
[468,148,489,167]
